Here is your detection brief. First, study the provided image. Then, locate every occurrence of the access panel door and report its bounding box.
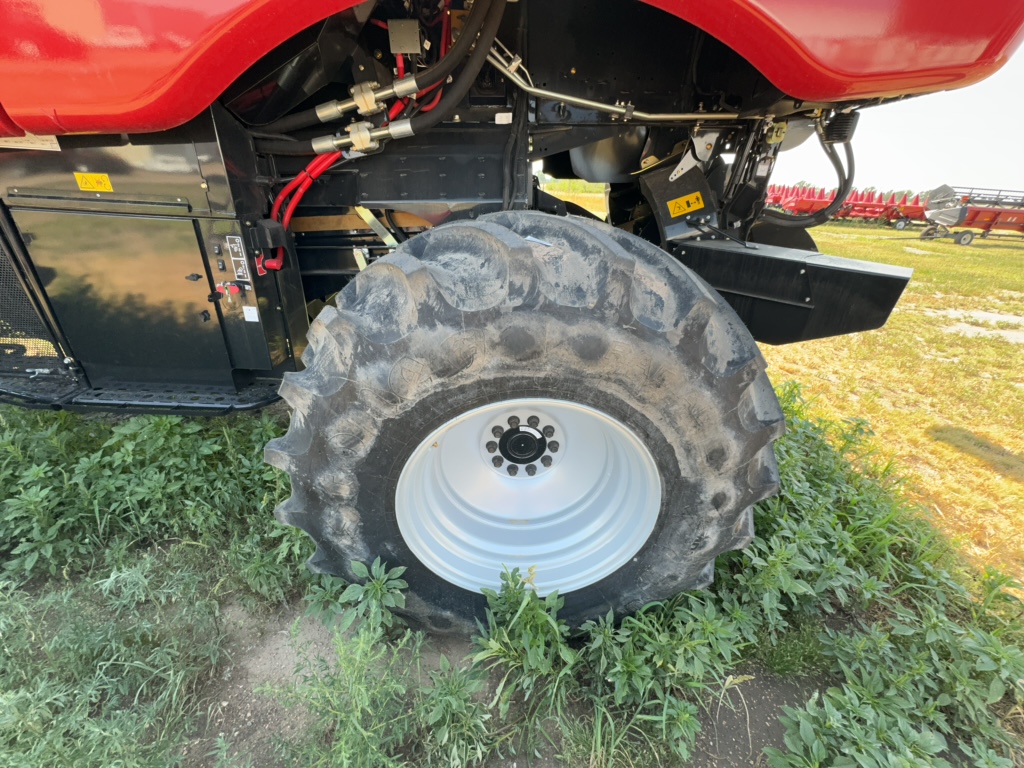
[11,210,233,386]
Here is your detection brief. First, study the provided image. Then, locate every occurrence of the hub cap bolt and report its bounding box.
[492,456,503,467]
[507,465,518,476]
[507,415,520,428]
[526,464,537,476]
[527,415,540,428]
[541,455,552,467]
[548,440,559,452]
[492,426,504,438]
[542,425,555,438]
[485,441,498,453]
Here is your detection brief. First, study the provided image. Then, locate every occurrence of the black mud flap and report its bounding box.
[675,239,913,345]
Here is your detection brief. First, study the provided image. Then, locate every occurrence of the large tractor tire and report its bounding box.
[266,212,784,633]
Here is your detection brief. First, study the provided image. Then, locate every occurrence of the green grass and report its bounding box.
[0,408,307,601]
[0,408,309,767]
[0,555,225,766]
[273,386,1024,766]
[1,368,1022,764]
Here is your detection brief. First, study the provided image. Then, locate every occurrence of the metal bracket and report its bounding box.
[669,129,721,182]
[354,206,399,248]
[668,152,699,183]
[692,129,720,162]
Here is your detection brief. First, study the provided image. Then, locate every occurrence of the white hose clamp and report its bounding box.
[350,81,382,116]
[346,121,380,152]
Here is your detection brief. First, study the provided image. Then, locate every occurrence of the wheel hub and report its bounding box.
[394,397,662,595]
[500,425,545,463]
[486,411,559,479]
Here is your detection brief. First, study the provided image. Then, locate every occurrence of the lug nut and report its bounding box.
[507,415,520,428]
[492,426,504,438]
[485,441,498,453]
[541,455,552,467]
[507,465,518,476]
[492,456,503,467]
[527,415,540,428]
[525,464,537,476]
[542,425,555,438]
[548,440,559,452]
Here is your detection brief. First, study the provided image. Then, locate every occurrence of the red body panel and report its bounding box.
[0,0,1022,137]
[962,207,1024,234]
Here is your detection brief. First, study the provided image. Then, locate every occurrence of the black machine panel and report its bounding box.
[676,240,914,345]
[11,210,235,386]
[0,106,305,411]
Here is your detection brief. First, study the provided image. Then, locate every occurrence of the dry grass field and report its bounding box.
[761,224,1024,581]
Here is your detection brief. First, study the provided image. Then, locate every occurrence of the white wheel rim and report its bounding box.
[395,397,662,595]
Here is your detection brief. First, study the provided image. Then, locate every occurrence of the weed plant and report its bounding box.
[0,407,307,766]
[280,384,1024,766]
[0,557,223,766]
[0,407,306,601]
[4,383,1023,766]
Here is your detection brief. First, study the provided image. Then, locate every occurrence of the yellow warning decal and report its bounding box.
[74,172,114,193]
[667,191,704,218]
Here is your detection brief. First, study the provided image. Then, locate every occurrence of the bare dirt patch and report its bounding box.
[181,604,333,768]
[179,604,833,767]
[928,308,1024,343]
[692,666,829,766]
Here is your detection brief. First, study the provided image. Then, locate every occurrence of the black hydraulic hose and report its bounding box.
[383,209,408,242]
[762,139,855,228]
[408,0,507,135]
[261,0,492,135]
[263,106,321,135]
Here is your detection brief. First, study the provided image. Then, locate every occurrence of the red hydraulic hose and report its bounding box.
[387,98,408,122]
[419,83,444,112]
[441,0,451,56]
[265,151,341,270]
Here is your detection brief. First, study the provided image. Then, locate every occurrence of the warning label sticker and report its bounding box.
[0,134,61,151]
[74,173,114,193]
[225,236,250,281]
[667,191,704,218]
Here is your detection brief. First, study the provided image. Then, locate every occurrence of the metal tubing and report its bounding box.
[487,50,747,122]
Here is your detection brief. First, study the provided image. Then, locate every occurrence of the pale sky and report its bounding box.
[771,49,1024,194]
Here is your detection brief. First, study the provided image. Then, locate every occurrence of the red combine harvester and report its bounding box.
[921,186,1024,245]
[1,0,1023,629]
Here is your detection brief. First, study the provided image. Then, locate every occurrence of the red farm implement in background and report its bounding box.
[920,186,1024,245]
[765,185,928,228]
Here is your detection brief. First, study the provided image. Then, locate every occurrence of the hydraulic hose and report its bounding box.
[261,0,492,135]
[762,137,855,228]
[262,107,321,136]
[406,0,507,135]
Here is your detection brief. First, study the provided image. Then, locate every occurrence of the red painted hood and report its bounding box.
[0,0,1022,137]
